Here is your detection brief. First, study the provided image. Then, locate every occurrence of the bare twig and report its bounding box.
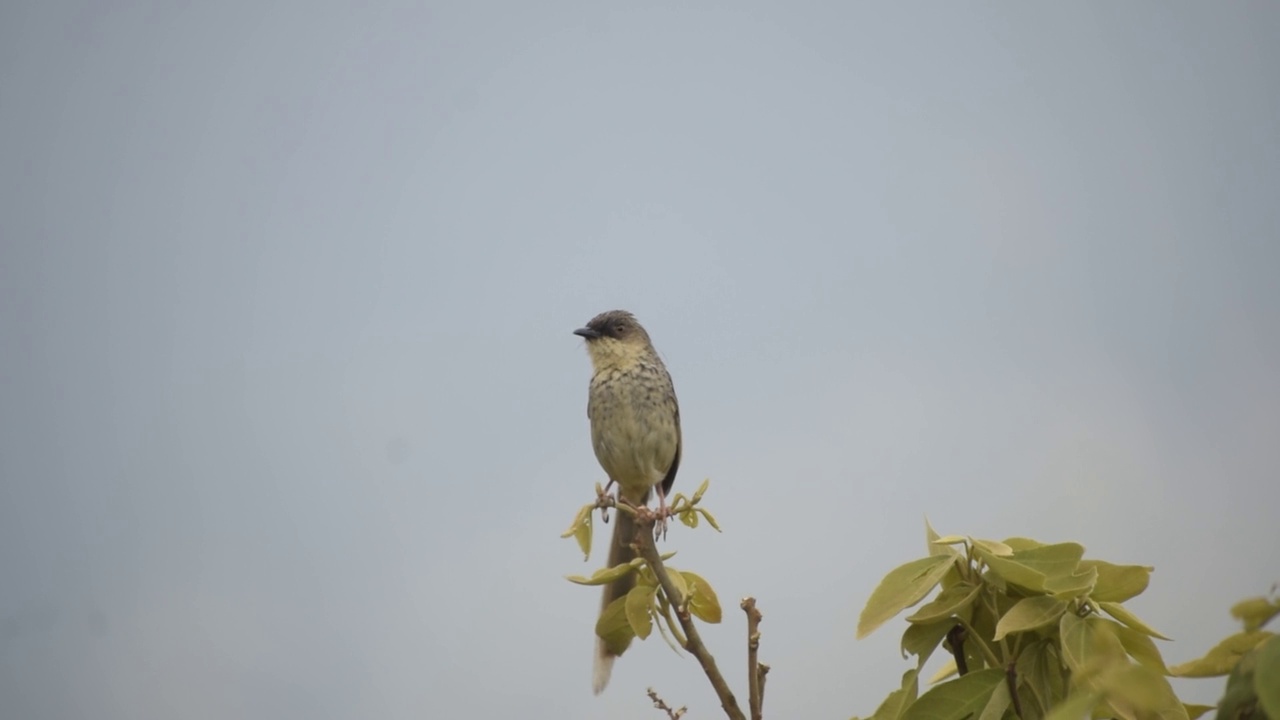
[757,663,770,708]
[634,511,747,720]
[741,597,764,720]
[646,688,687,719]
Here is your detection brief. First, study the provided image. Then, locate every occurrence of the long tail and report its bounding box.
[593,508,639,694]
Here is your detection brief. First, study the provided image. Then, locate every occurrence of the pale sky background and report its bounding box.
[2,2,1279,719]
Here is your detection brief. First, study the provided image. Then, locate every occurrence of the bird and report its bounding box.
[574,309,682,695]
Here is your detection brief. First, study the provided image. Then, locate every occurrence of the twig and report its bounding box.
[634,512,747,720]
[947,624,969,676]
[647,687,687,719]
[741,597,764,720]
[1005,663,1023,719]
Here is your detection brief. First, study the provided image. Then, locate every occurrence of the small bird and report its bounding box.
[574,310,682,695]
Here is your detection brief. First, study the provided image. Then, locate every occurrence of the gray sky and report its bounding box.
[2,2,1278,718]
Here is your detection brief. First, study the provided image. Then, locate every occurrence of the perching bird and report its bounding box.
[574,310,682,695]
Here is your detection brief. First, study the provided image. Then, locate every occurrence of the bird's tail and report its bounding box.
[592,506,640,694]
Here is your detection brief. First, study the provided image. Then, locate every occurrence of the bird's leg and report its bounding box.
[598,479,616,523]
[654,485,669,541]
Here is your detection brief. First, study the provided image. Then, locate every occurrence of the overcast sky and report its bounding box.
[2,2,1278,718]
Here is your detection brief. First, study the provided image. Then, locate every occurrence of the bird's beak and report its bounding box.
[574,327,601,339]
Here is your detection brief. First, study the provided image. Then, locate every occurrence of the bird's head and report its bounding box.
[574,310,654,369]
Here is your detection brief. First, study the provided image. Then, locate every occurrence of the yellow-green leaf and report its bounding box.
[1094,664,1188,720]
[596,595,636,656]
[1109,620,1170,674]
[870,669,920,720]
[902,668,1004,720]
[1232,596,1280,633]
[682,571,722,624]
[1098,601,1171,640]
[1043,690,1100,720]
[698,508,722,531]
[1060,613,1126,675]
[926,518,962,558]
[626,585,656,639]
[1080,560,1152,603]
[1017,638,1065,713]
[1181,704,1215,720]
[1254,636,1280,719]
[971,538,1014,557]
[928,658,958,684]
[679,509,699,528]
[901,620,954,667]
[572,514,593,559]
[933,534,969,546]
[907,582,980,624]
[1045,566,1098,600]
[1169,630,1274,677]
[566,562,636,586]
[858,555,956,639]
[665,566,689,602]
[560,503,593,538]
[977,676,1011,720]
[691,477,710,503]
[994,596,1068,641]
[1002,537,1046,552]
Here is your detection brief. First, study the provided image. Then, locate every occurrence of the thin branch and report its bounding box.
[1005,663,1024,719]
[947,624,969,676]
[633,511,747,720]
[646,687,687,719]
[741,597,764,720]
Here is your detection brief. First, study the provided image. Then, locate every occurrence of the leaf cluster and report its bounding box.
[562,479,723,657]
[1172,593,1280,720]
[856,521,1188,720]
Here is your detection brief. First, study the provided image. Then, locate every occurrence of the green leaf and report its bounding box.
[1169,630,1274,677]
[1097,601,1171,640]
[682,571,722,624]
[907,583,981,624]
[901,620,955,667]
[625,585,656,639]
[1252,635,1280,718]
[1080,560,1152,603]
[994,596,1068,641]
[858,555,956,639]
[1109,620,1170,674]
[566,562,637,586]
[679,508,699,528]
[595,595,636,656]
[870,669,920,720]
[901,668,1004,720]
[1232,596,1280,633]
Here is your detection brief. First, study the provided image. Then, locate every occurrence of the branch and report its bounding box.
[633,512,747,720]
[647,687,687,720]
[741,597,764,720]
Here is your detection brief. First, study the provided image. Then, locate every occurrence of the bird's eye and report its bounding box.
[614,324,626,335]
